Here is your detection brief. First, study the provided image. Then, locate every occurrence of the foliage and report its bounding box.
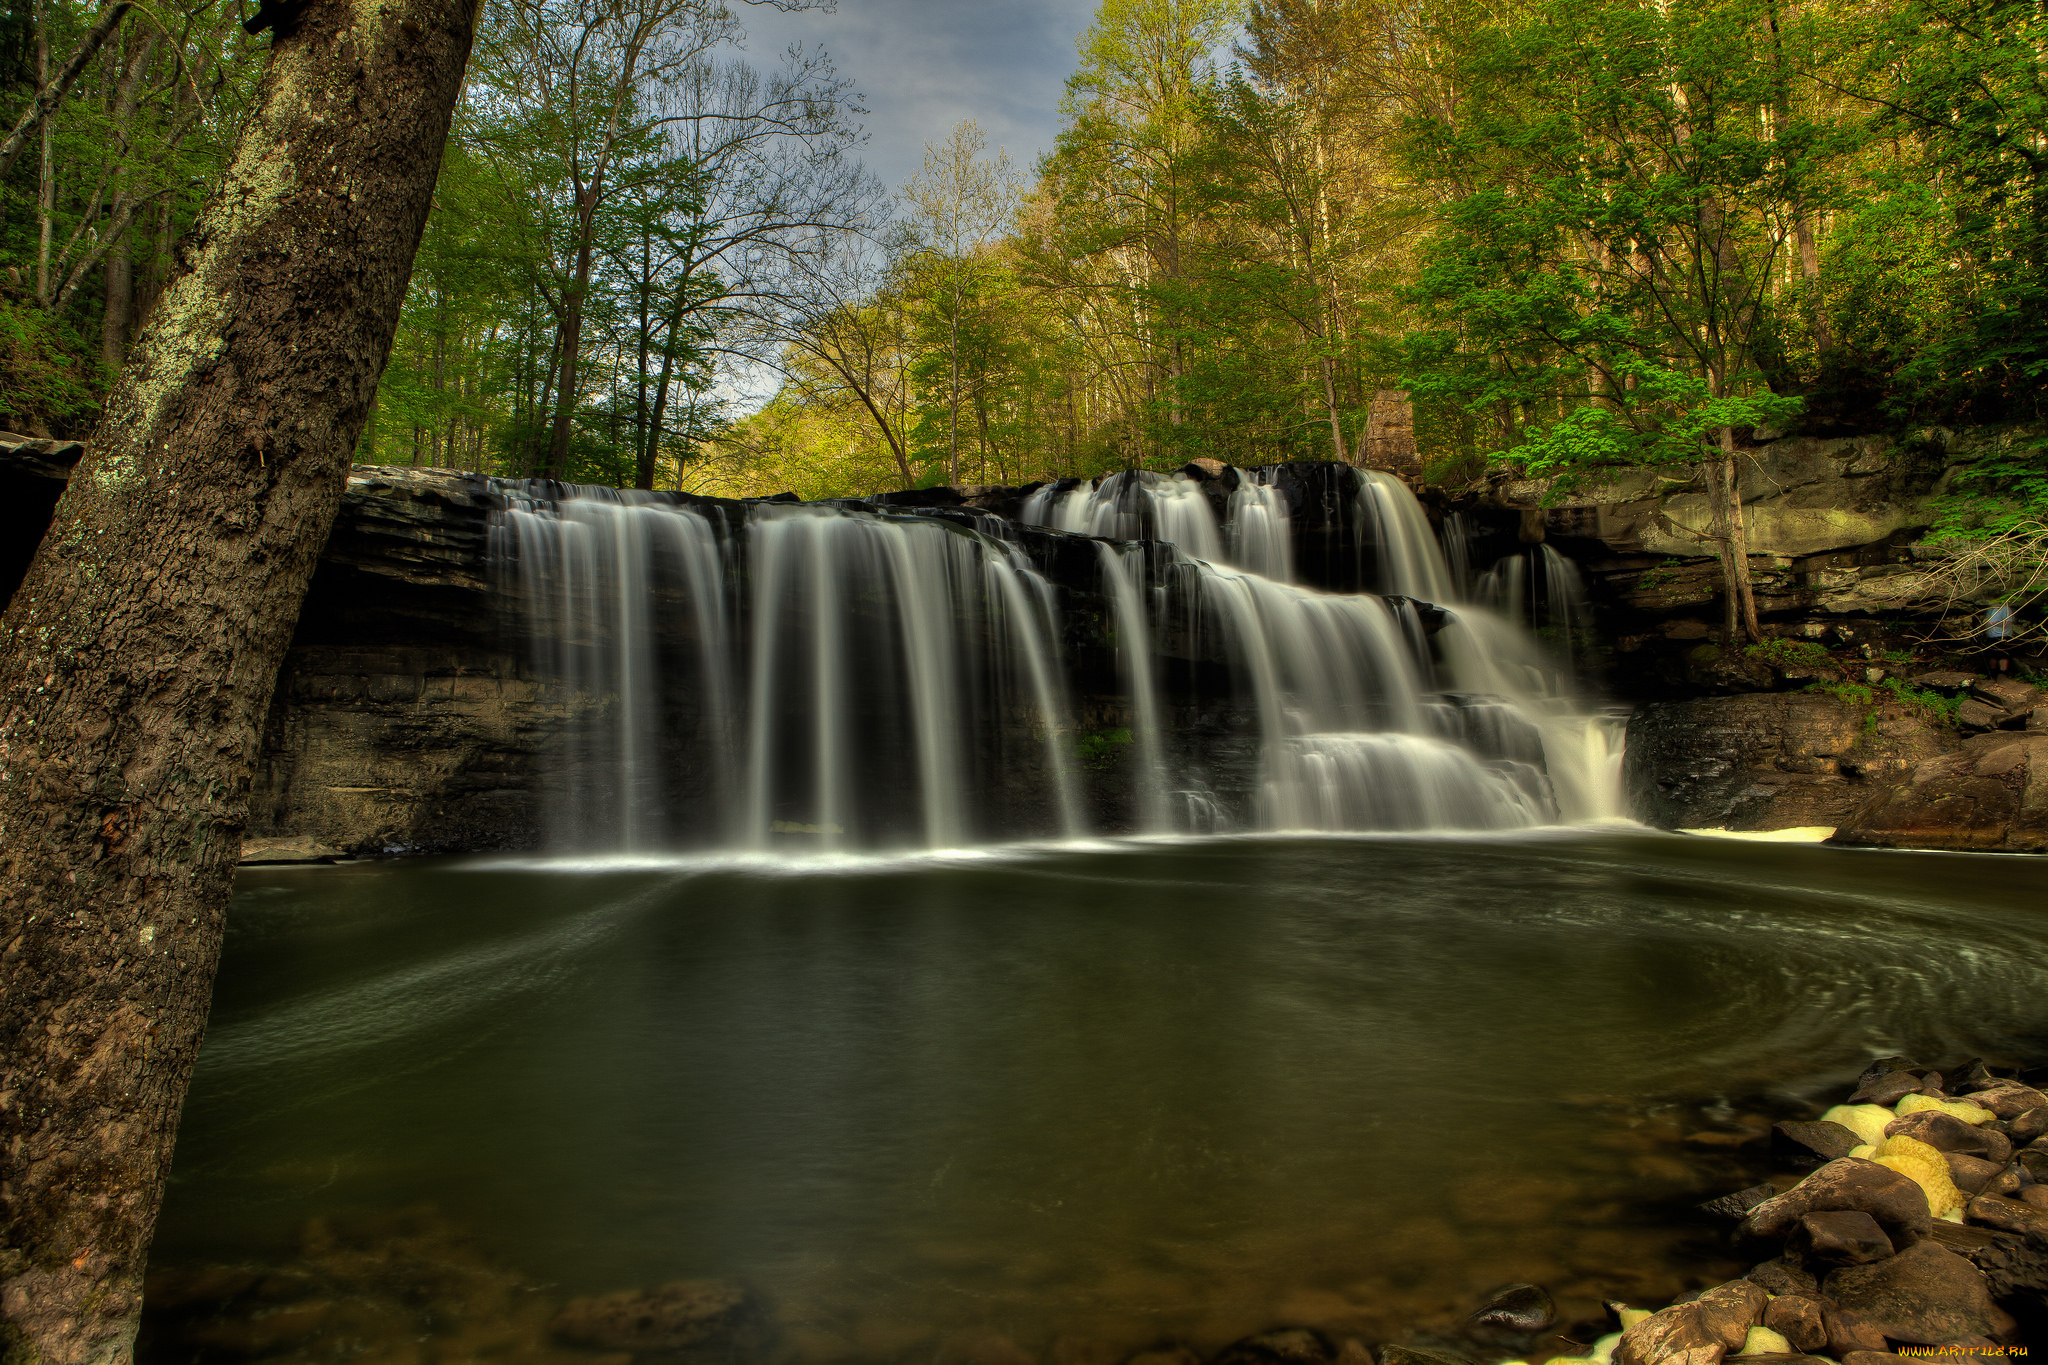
[1074,727,1134,768]
[0,295,96,433]
[1745,637,1833,672]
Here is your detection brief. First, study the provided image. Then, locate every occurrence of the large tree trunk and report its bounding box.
[0,0,478,1356]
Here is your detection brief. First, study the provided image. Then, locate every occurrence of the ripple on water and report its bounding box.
[144,834,2048,1357]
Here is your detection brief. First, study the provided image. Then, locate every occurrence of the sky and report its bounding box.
[736,0,1102,195]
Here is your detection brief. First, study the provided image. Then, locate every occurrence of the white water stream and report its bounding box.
[495,465,1625,849]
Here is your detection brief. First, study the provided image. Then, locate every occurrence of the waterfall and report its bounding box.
[492,465,1628,851]
[1227,471,1294,582]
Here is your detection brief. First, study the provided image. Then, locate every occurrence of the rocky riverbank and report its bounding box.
[135,1054,2047,1364]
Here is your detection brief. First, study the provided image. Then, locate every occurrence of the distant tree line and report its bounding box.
[7,0,2048,532]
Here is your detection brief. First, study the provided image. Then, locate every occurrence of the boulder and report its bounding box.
[1747,1258,1820,1297]
[1772,1121,1863,1165]
[1467,1283,1555,1333]
[1958,1080,2048,1119]
[1885,1110,2011,1163]
[1797,1210,1894,1266]
[1613,1304,1733,1365]
[1692,1282,1770,1348]
[1944,1153,2005,1196]
[1971,676,2041,716]
[2006,1106,2048,1144]
[1761,1295,1829,1354]
[1738,1158,1933,1249]
[1823,1242,2012,1344]
[1700,1184,1780,1221]
[1966,1192,2048,1246]
[1848,1072,1925,1107]
[1822,1307,1890,1357]
[549,1278,764,1352]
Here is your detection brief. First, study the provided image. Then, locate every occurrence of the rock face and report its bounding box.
[1833,732,2048,853]
[244,468,559,855]
[1624,693,1951,833]
[1495,431,1948,562]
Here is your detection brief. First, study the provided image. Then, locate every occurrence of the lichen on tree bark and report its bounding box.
[0,0,480,1358]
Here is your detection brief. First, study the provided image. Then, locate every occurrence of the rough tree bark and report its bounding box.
[0,0,479,1357]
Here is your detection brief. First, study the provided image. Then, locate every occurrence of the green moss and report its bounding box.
[1686,642,1722,663]
[1074,727,1133,769]
[1745,637,1834,670]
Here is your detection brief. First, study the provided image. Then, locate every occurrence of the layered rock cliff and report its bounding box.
[4,429,2041,855]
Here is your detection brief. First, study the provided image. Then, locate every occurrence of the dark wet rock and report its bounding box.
[1948,1058,1996,1088]
[1929,1215,2048,1305]
[1691,1281,1769,1346]
[2007,1107,2048,1144]
[1333,1343,1373,1365]
[1761,1295,1829,1354]
[1747,1258,1821,1297]
[1212,1329,1338,1365]
[1823,1307,1891,1357]
[1946,1153,2004,1196]
[1739,1158,1933,1250]
[1798,1210,1895,1266]
[1467,1283,1554,1332]
[1838,1353,1910,1365]
[1374,1349,1468,1365]
[1850,1072,1926,1107]
[1886,1110,2012,1163]
[1773,1120,1863,1165]
[1823,1242,2011,1345]
[2020,1185,2048,1210]
[2018,1148,2048,1182]
[549,1278,764,1352]
[1956,1081,2048,1119]
[1861,1056,1933,1086]
[1726,1357,1829,1365]
[1699,1184,1779,1220]
[1967,1192,2048,1245]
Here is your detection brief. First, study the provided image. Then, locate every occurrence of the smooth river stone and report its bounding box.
[1823,1242,2011,1345]
[1739,1158,1932,1249]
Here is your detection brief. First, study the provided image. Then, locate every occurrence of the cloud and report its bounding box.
[736,0,1098,193]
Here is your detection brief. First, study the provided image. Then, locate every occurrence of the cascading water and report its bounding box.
[497,491,1083,849]
[492,463,1628,851]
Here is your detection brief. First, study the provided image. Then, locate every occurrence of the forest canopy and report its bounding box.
[5,0,2048,523]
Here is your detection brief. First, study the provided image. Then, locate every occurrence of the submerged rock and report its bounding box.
[1468,1283,1556,1333]
[549,1278,764,1353]
[1213,1329,1340,1365]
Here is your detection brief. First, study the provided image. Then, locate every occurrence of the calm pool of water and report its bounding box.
[143,832,2048,1359]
